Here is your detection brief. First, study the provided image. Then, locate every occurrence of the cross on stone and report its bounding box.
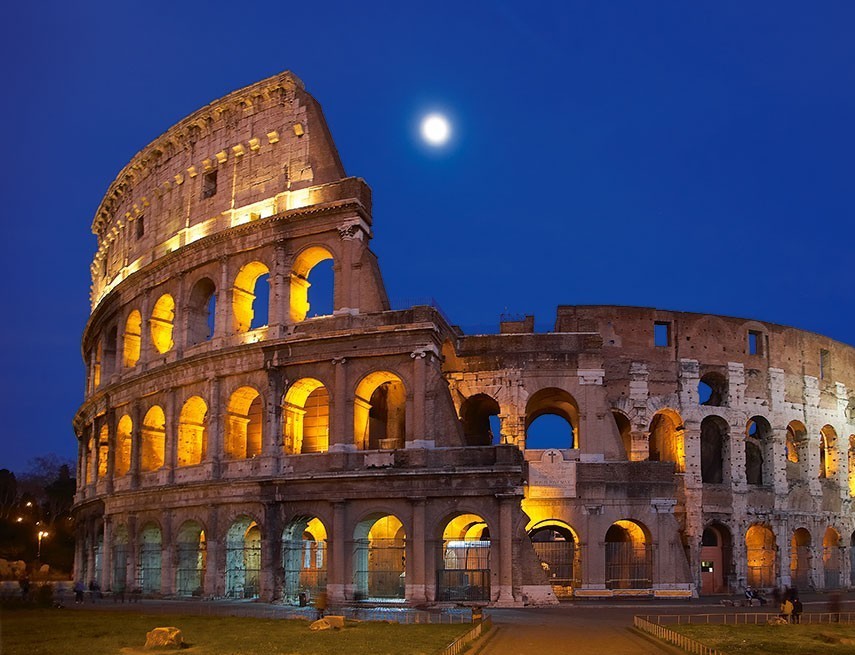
[547,450,558,463]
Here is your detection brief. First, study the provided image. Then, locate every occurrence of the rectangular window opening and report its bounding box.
[748,330,763,356]
[202,170,218,199]
[654,321,671,348]
[135,215,145,240]
[820,349,831,380]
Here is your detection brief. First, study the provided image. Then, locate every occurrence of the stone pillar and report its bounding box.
[495,495,516,605]
[204,507,219,597]
[410,349,426,444]
[160,510,173,595]
[139,291,153,365]
[329,358,351,451]
[73,522,85,582]
[269,242,287,334]
[86,520,97,585]
[214,257,230,339]
[206,377,222,479]
[408,498,426,602]
[102,517,113,590]
[164,389,178,484]
[130,403,142,489]
[771,427,790,498]
[336,219,366,313]
[328,501,347,603]
[105,409,115,494]
[127,516,138,592]
[263,369,283,460]
[261,503,280,601]
[173,273,187,354]
[777,520,791,588]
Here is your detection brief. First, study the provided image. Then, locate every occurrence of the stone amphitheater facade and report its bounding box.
[73,71,855,606]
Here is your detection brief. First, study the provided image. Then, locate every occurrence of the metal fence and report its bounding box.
[605,542,652,589]
[646,612,855,626]
[438,615,492,655]
[532,541,579,596]
[634,616,723,655]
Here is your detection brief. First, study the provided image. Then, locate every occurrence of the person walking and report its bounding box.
[792,597,803,624]
[73,580,85,604]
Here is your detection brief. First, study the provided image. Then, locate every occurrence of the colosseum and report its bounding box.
[73,70,855,606]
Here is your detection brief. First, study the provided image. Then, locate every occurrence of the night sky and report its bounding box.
[1,1,853,473]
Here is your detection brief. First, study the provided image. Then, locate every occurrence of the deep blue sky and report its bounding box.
[1,1,853,473]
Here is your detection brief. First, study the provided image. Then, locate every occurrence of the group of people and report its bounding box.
[775,587,804,623]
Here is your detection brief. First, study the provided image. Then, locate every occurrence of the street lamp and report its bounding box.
[37,530,49,558]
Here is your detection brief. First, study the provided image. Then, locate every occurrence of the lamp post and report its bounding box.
[37,530,49,558]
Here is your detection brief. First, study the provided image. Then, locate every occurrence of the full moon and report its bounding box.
[421,113,451,145]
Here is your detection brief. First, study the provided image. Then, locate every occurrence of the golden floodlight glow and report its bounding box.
[421,113,450,145]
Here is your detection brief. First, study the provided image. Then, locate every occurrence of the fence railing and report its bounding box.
[646,611,855,626]
[634,616,723,655]
[438,615,492,655]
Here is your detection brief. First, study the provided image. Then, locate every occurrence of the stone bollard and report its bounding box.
[144,626,183,649]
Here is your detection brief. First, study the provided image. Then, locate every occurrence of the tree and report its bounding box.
[0,470,17,519]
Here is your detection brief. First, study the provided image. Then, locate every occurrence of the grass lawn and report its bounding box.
[1,608,471,655]
[672,623,855,654]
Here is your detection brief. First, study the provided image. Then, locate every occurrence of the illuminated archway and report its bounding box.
[187,277,216,345]
[353,514,406,600]
[648,409,684,471]
[115,414,132,477]
[232,261,270,333]
[459,394,501,446]
[137,522,162,594]
[141,406,165,472]
[177,396,208,466]
[150,294,175,354]
[225,387,263,459]
[97,425,109,478]
[225,517,261,598]
[354,372,406,450]
[819,425,838,479]
[290,246,334,323]
[524,388,579,449]
[786,421,807,482]
[282,516,327,604]
[604,520,652,589]
[745,417,773,486]
[700,415,729,484]
[123,310,142,367]
[790,528,812,589]
[612,410,632,460]
[437,513,491,602]
[175,521,206,596]
[823,527,841,589]
[283,378,329,454]
[745,524,776,588]
[528,520,580,598]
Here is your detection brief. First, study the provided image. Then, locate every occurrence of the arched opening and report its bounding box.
[822,527,841,589]
[283,378,330,455]
[745,524,776,588]
[700,416,729,484]
[648,409,684,471]
[115,415,132,477]
[437,513,491,602]
[524,388,579,450]
[745,417,773,486]
[123,310,142,367]
[529,520,580,599]
[112,525,129,593]
[786,421,808,482]
[225,517,261,598]
[97,425,109,478]
[353,514,406,600]
[290,246,335,322]
[700,523,733,594]
[790,527,812,589]
[187,277,216,345]
[354,372,406,450]
[177,396,208,466]
[282,516,327,605]
[141,406,165,472]
[104,326,118,380]
[150,294,175,354]
[93,341,102,388]
[698,371,727,407]
[137,523,162,594]
[459,394,501,446]
[175,521,206,596]
[605,520,652,589]
[225,387,263,459]
[819,425,838,479]
[232,261,270,333]
[612,410,632,460]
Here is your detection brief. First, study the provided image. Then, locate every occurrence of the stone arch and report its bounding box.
[283,378,330,454]
[115,414,132,477]
[528,519,581,598]
[137,522,162,594]
[123,309,142,367]
[175,520,206,596]
[97,424,109,478]
[103,325,118,380]
[790,527,812,589]
[225,386,263,459]
[282,516,328,605]
[141,406,166,472]
[150,294,175,354]
[700,522,733,594]
[354,371,407,450]
[648,408,684,471]
[290,245,335,322]
[524,387,579,449]
[459,393,501,446]
[745,416,773,486]
[611,409,632,460]
[604,519,652,589]
[822,526,841,589]
[232,261,270,333]
[187,276,216,346]
[701,415,729,484]
[698,371,728,407]
[353,513,406,600]
[819,425,838,479]
[436,512,491,602]
[745,523,776,588]
[112,524,129,592]
[177,396,208,466]
[225,516,262,598]
[786,420,808,482]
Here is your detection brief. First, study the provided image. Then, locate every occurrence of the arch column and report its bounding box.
[495,494,516,605]
[160,511,174,595]
[130,404,142,489]
[328,501,347,602]
[86,519,97,585]
[203,508,220,597]
[164,389,178,484]
[214,257,230,340]
[263,369,283,461]
[269,242,287,335]
[329,358,352,451]
[105,409,115,493]
[205,377,222,479]
[127,516,138,592]
[776,522,791,588]
[261,503,281,601]
[102,517,113,590]
[408,498,426,602]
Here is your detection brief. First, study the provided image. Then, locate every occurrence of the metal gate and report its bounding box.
[532,541,579,598]
[354,538,405,599]
[436,540,491,602]
[282,539,327,603]
[176,540,206,595]
[225,542,261,598]
[137,543,161,593]
[605,542,652,589]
